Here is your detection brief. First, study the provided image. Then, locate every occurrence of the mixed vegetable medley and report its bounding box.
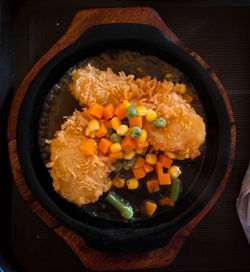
[80,99,185,219]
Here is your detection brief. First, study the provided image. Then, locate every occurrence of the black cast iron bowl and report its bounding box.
[16,24,232,252]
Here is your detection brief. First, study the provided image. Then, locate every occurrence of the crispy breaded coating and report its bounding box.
[46,110,112,206]
[70,64,138,106]
[70,65,206,160]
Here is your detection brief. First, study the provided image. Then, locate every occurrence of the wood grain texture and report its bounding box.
[8,140,34,202]
[29,201,60,229]
[8,7,235,271]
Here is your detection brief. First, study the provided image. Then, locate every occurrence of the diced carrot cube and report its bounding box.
[159,197,174,207]
[155,162,163,174]
[144,163,154,174]
[120,136,136,152]
[115,103,127,120]
[146,179,160,193]
[132,167,146,180]
[144,201,157,216]
[110,151,123,160]
[129,116,142,128]
[104,120,112,128]
[102,104,115,120]
[158,155,173,168]
[133,157,146,169]
[158,173,171,185]
[95,122,108,138]
[88,103,104,119]
[98,138,112,154]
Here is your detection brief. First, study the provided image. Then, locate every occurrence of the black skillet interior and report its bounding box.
[16,23,231,252]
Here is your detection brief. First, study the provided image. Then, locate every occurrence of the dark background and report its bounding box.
[1,0,250,271]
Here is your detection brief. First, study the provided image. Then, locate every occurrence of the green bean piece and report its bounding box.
[126,106,137,118]
[170,178,181,201]
[106,128,114,138]
[122,157,137,170]
[153,117,166,128]
[130,127,142,139]
[110,133,122,143]
[123,160,131,170]
[112,161,123,173]
[105,191,134,219]
[126,156,138,168]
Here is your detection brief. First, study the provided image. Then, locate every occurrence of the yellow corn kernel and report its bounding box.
[135,149,144,155]
[125,127,132,136]
[136,106,148,116]
[124,151,136,160]
[112,177,125,188]
[137,129,147,143]
[169,165,182,178]
[85,127,95,138]
[126,178,139,189]
[146,109,157,122]
[111,117,121,131]
[145,154,157,165]
[117,124,128,136]
[110,143,122,153]
[88,119,100,132]
[175,83,186,94]
[123,100,131,108]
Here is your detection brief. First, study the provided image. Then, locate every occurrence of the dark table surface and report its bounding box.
[1,1,250,271]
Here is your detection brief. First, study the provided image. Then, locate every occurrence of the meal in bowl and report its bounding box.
[44,55,206,220]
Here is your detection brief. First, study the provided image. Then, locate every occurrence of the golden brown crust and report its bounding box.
[47,110,112,206]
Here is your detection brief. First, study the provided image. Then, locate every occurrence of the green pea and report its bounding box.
[110,133,122,143]
[153,117,166,128]
[106,128,114,138]
[113,161,123,173]
[126,106,137,118]
[130,127,142,139]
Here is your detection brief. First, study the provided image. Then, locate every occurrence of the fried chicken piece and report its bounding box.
[143,93,206,159]
[46,110,112,206]
[139,80,206,159]
[70,64,139,106]
[70,65,206,160]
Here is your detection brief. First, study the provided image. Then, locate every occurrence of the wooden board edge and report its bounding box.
[7,6,236,271]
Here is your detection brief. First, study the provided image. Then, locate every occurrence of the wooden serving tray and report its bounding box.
[7,7,236,271]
